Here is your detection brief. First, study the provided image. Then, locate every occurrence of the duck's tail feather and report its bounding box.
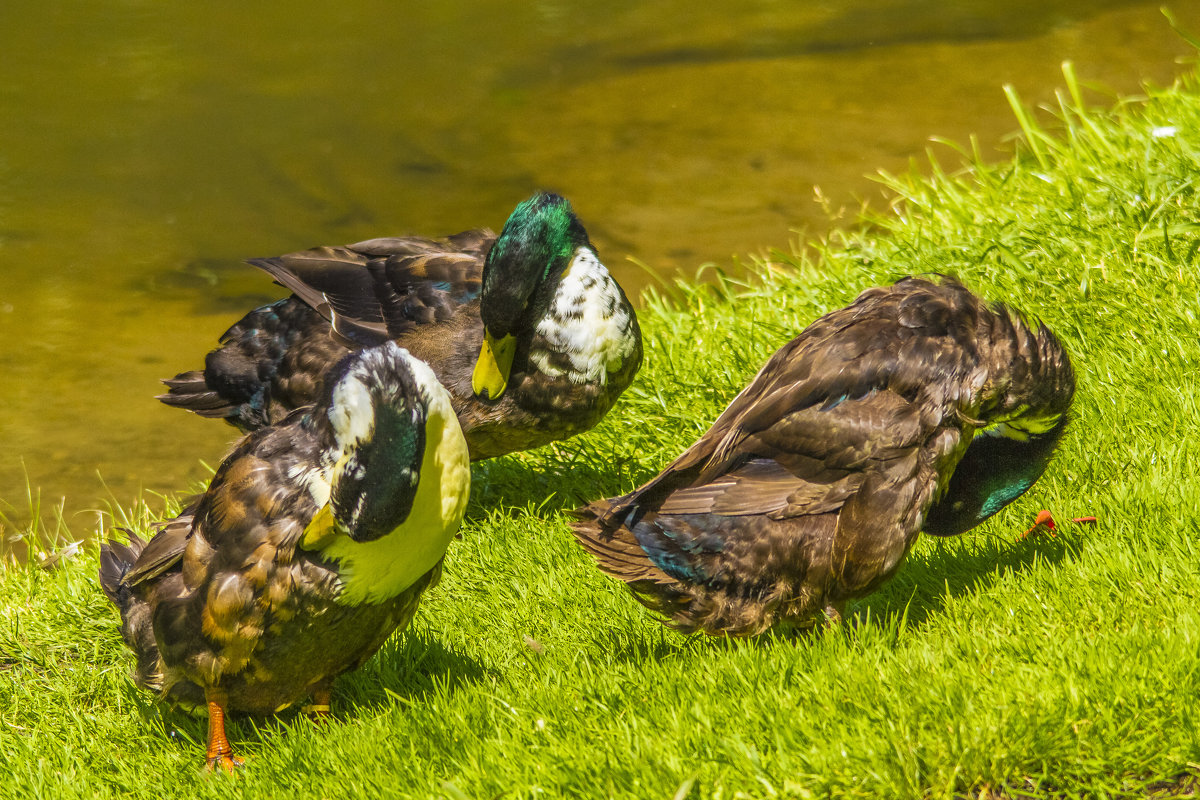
[99,532,167,694]
[571,499,719,633]
[571,499,667,584]
[156,297,336,432]
[98,530,146,605]
[157,369,250,421]
[572,497,807,637]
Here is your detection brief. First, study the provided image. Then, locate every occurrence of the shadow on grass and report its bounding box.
[121,630,486,761]
[593,615,852,667]
[857,524,1083,630]
[337,630,489,714]
[587,623,716,664]
[465,447,648,520]
[954,769,1199,799]
[589,525,1084,663]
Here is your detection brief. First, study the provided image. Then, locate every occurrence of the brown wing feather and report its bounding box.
[346,228,494,260]
[653,458,862,518]
[608,277,984,519]
[250,248,372,320]
[249,233,490,345]
[122,496,202,588]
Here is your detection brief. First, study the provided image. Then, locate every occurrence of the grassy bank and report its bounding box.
[4,61,1200,798]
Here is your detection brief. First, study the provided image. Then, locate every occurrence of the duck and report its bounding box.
[100,341,471,770]
[158,192,643,461]
[571,276,1075,636]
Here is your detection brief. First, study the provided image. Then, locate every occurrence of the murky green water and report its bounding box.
[1,1,1197,549]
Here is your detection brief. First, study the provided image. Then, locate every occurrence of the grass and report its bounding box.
[4,59,1200,798]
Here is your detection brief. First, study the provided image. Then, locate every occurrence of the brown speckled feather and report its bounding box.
[104,411,441,714]
[574,277,1075,635]
[250,231,490,346]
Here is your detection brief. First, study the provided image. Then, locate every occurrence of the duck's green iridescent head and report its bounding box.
[472,192,592,400]
[324,342,429,543]
[923,414,1070,537]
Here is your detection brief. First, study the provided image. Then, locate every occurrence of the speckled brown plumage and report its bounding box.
[158,194,643,461]
[572,276,1075,636]
[103,343,470,768]
[100,413,439,711]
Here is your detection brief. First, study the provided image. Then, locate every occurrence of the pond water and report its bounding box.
[1,1,1197,549]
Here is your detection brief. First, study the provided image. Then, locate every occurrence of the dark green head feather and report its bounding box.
[923,415,1070,537]
[479,192,591,338]
[331,402,425,542]
[322,343,428,543]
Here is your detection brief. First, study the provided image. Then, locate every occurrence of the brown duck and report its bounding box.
[572,277,1076,635]
[158,192,643,461]
[101,341,471,770]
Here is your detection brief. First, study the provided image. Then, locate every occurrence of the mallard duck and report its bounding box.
[158,192,643,461]
[100,341,471,770]
[572,277,1075,636]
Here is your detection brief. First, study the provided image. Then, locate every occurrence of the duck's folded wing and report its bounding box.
[614,380,923,527]
[347,228,493,260]
[650,457,859,518]
[372,251,483,333]
[250,233,491,343]
[249,248,388,345]
[123,514,194,587]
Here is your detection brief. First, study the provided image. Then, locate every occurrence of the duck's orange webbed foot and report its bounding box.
[204,693,245,773]
[206,752,245,774]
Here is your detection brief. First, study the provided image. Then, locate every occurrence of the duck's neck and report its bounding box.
[528,247,639,385]
[923,416,1069,537]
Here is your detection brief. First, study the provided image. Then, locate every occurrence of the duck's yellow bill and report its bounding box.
[472,331,517,400]
[301,503,339,550]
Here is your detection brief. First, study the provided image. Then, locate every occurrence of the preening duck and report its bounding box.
[572,277,1075,636]
[101,341,471,770]
[158,192,643,461]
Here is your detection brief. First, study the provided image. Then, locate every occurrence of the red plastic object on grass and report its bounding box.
[1018,510,1097,541]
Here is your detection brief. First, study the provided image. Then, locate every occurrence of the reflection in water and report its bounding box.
[549,0,1146,70]
[0,0,1196,547]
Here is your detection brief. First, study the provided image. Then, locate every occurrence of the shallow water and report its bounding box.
[1,1,1197,548]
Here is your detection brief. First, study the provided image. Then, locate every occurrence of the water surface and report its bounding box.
[1,1,1197,548]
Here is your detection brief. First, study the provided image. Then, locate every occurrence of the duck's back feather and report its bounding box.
[607,278,989,518]
[249,231,491,347]
[158,235,490,433]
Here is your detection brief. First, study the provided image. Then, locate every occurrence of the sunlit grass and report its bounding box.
[4,60,1200,797]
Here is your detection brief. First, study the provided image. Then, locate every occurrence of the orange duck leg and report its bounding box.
[204,690,244,773]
